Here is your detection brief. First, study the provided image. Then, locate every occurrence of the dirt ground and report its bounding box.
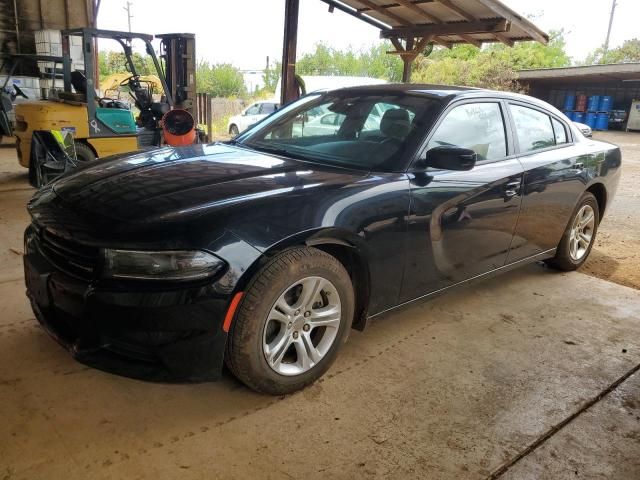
[582,130,640,290]
[1,132,640,479]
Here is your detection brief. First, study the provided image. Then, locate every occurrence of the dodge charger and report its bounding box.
[24,85,621,394]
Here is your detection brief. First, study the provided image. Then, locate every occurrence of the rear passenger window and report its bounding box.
[260,103,277,114]
[427,103,507,161]
[551,118,568,144]
[509,105,555,153]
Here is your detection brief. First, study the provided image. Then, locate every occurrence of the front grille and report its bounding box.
[37,229,100,280]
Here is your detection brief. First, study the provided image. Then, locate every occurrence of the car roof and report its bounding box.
[324,83,563,116]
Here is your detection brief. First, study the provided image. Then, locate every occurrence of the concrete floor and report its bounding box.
[1,135,640,479]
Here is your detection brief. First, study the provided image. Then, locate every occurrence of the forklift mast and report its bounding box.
[60,28,176,135]
[157,34,196,120]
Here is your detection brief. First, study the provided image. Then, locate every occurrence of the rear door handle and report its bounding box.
[505,180,521,197]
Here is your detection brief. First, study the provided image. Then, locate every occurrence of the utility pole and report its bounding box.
[123,1,133,32]
[603,0,617,57]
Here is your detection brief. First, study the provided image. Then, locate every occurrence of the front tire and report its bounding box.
[229,124,239,136]
[546,192,599,271]
[73,141,97,163]
[225,247,354,394]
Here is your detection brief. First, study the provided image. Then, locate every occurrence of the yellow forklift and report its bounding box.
[8,28,196,184]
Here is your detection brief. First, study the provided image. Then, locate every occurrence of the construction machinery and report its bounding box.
[10,28,197,183]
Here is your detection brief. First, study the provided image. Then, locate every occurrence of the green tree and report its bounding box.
[412,30,570,90]
[98,50,157,79]
[196,61,247,98]
[483,29,571,69]
[412,53,520,91]
[262,61,281,92]
[584,38,640,64]
[295,42,403,81]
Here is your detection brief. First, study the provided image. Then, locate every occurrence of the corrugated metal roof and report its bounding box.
[326,0,548,47]
[518,63,640,84]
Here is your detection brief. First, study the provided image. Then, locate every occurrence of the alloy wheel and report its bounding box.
[262,276,341,376]
[569,204,595,261]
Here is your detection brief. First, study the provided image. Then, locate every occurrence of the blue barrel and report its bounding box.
[595,113,609,130]
[599,95,613,112]
[564,110,575,121]
[563,94,576,111]
[585,112,598,129]
[587,96,600,112]
[574,111,585,123]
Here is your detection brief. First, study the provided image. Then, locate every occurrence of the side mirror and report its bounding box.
[423,146,477,171]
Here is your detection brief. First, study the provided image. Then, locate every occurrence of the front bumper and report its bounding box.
[24,229,231,382]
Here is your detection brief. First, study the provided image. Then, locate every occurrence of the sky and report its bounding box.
[97,0,638,70]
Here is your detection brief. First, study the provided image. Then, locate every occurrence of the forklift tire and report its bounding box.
[74,142,97,163]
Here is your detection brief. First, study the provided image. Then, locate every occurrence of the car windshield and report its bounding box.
[236,92,443,171]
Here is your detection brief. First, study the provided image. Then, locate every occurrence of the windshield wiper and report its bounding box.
[243,143,309,162]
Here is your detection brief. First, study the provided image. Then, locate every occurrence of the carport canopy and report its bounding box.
[518,63,640,85]
[281,0,548,103]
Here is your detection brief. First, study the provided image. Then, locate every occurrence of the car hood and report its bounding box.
[50,143,366,224]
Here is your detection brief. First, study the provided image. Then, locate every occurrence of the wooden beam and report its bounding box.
[493,31,514,47]
[389,37,405,52]
[393,0,443,24]
[353,0,412,26]
[435,0,475,22]
[280,0,300,105]
[413,34,434,54]
[380,19,509,38]
[473,0,548,44]
[459,34,481,48]
[402,36,414,81]
[320,0,391,31]
[356,0,435,14]
[432,37,452,49]
[435,0,512,48]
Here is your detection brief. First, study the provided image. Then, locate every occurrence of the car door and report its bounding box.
[505,102,595,262]
[400,100,524,302]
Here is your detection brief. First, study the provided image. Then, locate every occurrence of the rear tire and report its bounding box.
[225,247,354,394]
[229,124,239,136]
[545,192,599,271]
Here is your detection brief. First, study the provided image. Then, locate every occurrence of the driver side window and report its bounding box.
[245,104,260,115]
[427,102,507,161]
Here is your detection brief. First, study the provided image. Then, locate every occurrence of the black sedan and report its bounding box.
[24,85,621,394]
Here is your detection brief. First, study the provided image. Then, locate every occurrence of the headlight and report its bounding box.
[102,249,225,281]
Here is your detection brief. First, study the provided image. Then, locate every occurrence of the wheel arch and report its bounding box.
[586,182,607,222]
[236,228,372,331]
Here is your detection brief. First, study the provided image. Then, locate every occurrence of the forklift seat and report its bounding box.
[70,70,88,95]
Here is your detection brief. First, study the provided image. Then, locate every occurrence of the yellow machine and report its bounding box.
[100,73,163,99]
[14,28,175,171]
[12,29,196,181]
[15,99,138,168]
